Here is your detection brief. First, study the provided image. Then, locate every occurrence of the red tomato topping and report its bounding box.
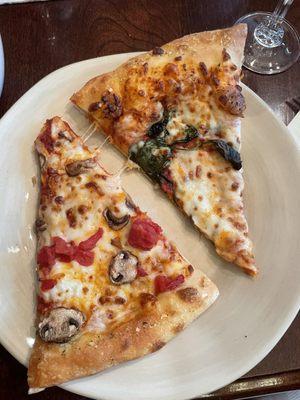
[37,296,53,313]
[38,229,103,269]
[136,266,148,277]
[128,218,162,251]
[154,274,185,295]
[37,246,56,270]
[40,279,57,291]
[52,237,74,257]
[39,120,54,153]
[78,228,103,251]
[74,248,94,266]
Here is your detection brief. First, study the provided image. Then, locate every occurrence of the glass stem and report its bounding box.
[271,0,294,25]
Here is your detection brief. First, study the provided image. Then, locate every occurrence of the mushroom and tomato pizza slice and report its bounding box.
[71,24,258,276]
[28,117,219,389]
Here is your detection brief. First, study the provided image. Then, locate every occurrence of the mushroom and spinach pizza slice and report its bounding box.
[28,117,219,390]
[71,24,258,276]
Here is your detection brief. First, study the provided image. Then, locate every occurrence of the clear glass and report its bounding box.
[236,0,300,74]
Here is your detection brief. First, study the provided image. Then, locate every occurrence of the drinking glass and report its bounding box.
[236,0,300,74]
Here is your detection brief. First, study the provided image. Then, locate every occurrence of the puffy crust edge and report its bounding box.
[70,24,247,126]
[28,269,218,388]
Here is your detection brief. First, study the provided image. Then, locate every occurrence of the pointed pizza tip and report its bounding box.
[69,25,257,275]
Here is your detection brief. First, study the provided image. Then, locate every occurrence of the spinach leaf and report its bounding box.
[130,137,172,182]
[147,110,173,138]
[171,125,199,146]
[210,139,242,170]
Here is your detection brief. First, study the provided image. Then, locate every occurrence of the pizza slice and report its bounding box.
[28,117,218,389]
[71,24,258,276]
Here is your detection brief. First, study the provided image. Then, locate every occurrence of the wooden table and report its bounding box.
[0,1,299,399]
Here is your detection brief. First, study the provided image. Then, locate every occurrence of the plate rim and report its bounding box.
[0,53,299,400]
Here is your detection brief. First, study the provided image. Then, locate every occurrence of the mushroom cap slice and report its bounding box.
[109,250,138,285]
[103,208,130,231]
[38,307,85,343]
[65,158,96,177]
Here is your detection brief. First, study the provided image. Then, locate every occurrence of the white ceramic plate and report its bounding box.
[0,53,299,400]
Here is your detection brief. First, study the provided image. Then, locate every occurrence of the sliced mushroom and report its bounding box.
[109,251,138,285]
[38,307,85,343]
[65,158,96,177]
[103,208,130,230]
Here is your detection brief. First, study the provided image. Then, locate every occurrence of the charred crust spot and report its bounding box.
[231,182,239,191]
[151,340,166,352]
[177,287,199,303]
[207,172,213,179]
[188,265,194,275]
[99,296,111,305]
[142,62,148,74]
[101,90,122,119]
[138,89,145,97]
[222,48,231,61]
[211,73,220,86]
[155,79,165,91]
[111,237,122,248]
[142,321,149,328]
[182,63,187,71]
[199,62,208,77]
[85,181,104,195]
[66,208,76,228]
[173,323,184,334]
[174,56,182,61]
[88,102,102,112]
[163,63,179,77]
[78,205,88,215]
[35,218,47,232]
[152,47,164,55]
[217,87,246,116]
[140,292,157,307]
[54,196,64,204]
[121,338,130,350]
[115,296,126,304]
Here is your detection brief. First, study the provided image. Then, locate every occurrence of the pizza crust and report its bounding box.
[71,24,247,153]
[28,269,218,388]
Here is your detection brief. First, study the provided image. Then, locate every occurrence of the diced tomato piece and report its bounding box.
[136,266,148,277]
[37,296,53,313]
[166,274,185,290]
[128,218,162,251]
[74,248,94,266]
[52,236,74,257]
[40,279,57,291]
[37,246,56,270]
[78,228,103,251]
[154,274,185,295]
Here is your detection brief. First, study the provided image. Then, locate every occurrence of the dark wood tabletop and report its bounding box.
[0,0,299,399]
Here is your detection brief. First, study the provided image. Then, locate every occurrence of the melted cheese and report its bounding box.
[36,118,193,330]
[169,148,252,255]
